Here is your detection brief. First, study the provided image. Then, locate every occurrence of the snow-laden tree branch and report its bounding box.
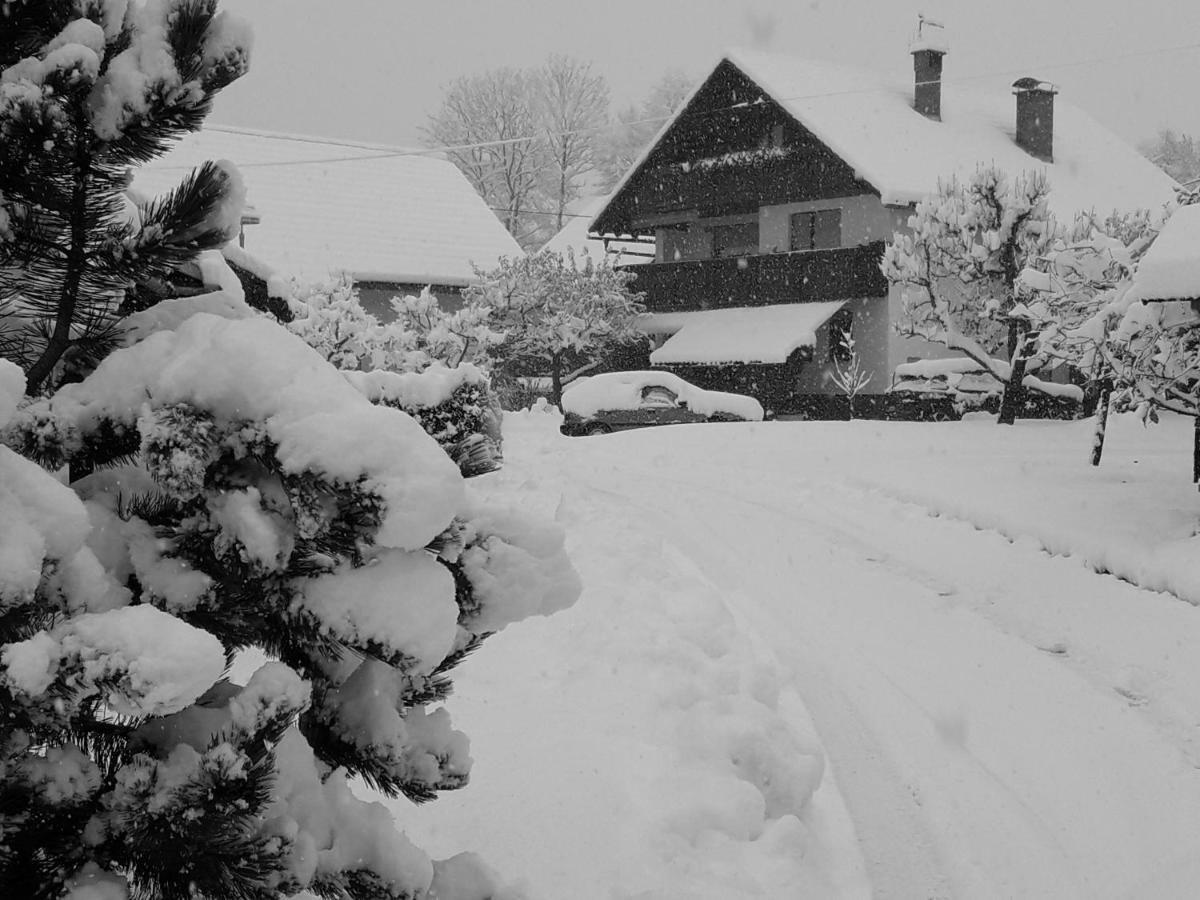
[883,167,1060,423]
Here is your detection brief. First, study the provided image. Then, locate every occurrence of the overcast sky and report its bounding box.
[212,0,1200,152]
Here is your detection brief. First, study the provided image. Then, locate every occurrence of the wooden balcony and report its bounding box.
[624,243,888,312]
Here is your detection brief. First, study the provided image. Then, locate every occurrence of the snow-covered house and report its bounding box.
[132,127,524,318]
[592,41,1177,411]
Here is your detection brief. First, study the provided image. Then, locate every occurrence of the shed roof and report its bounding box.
[599,49,1176,230]
[1132,204,1200,302]
[132,127,523,286]
[643,301,846,365]
[540,212,653,267]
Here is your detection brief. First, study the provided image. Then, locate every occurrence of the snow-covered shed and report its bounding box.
[591,36,1177,412]
[133,127,523,317]
[1132,204,1200,303]
[540,197,653,267]
[1128,203,1200,330]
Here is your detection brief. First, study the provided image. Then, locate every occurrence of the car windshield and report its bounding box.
[639,386,679,408]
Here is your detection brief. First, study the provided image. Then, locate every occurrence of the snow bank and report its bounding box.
[394,411,830,897]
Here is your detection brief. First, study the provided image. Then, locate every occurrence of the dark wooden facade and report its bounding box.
[628,244,887,313]
[594,60,877,236]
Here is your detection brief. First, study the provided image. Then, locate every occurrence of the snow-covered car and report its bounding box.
[889,358,1081,419]
[560,371,764,436]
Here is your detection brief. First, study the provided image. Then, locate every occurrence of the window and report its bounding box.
[711,221,759,258]
[827,307,854,363]
[660,228,689,262]
[640,386,679,408]
[789,209,842,252]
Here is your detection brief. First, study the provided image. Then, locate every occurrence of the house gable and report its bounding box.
[594,60,876,236]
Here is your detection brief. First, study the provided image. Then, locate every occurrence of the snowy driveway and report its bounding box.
[396,412,1200,899]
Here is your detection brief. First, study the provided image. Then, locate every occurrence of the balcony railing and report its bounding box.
[624,243,888,313]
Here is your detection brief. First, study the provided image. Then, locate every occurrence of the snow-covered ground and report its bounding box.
[379,408,1200,899]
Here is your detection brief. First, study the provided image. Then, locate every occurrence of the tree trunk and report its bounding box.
[25,122,91,395]
[1090,386,1111,467]
[550,353,564,410]
[557,168,567,233]
[997,358,1027,425]
[1193,415,1200,487]
[997,326,1031,426]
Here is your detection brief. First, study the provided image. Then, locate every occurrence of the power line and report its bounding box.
[165,39,1200,171]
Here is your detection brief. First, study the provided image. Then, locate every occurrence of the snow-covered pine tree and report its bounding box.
[0,0,251,396]
[0,5,581,898]
[882,167,1058,424]
[0,318,580,899]
[347,366,505,479]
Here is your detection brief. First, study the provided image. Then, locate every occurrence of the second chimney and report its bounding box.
[910,15,947,120]
[1013,77,1057,162]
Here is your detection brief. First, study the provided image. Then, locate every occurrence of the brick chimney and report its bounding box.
[1012,77,1057,162]
[910,15,947,121]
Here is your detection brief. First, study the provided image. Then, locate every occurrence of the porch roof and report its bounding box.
[641,301,846,365]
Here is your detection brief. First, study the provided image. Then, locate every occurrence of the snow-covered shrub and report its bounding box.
[0,316,580,898]
[287,280,507,476]
[286,274,426,372]
[389,289,503,371]
[465,249,647,407]
[287,281,501,376]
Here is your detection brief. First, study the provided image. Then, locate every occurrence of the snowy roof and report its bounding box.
[643,301,846,365]
[132,127,523,286]
[541,198,653,266]
[600,49,1176,226]
[1132,204,1200,302]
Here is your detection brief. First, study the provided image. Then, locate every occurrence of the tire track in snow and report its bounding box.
[570,471,955,898]
[606,460,1200,769]
[571,456,1200,898]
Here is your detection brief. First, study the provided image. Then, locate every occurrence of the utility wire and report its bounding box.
[159,39,1200,171]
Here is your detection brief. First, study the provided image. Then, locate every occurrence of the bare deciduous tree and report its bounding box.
[597,70,694,192]
[423,67,552,248]
[537,55,609,232]
[1139,128,1200,186]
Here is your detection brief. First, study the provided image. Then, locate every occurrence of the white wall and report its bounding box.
[758,194,907,253]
